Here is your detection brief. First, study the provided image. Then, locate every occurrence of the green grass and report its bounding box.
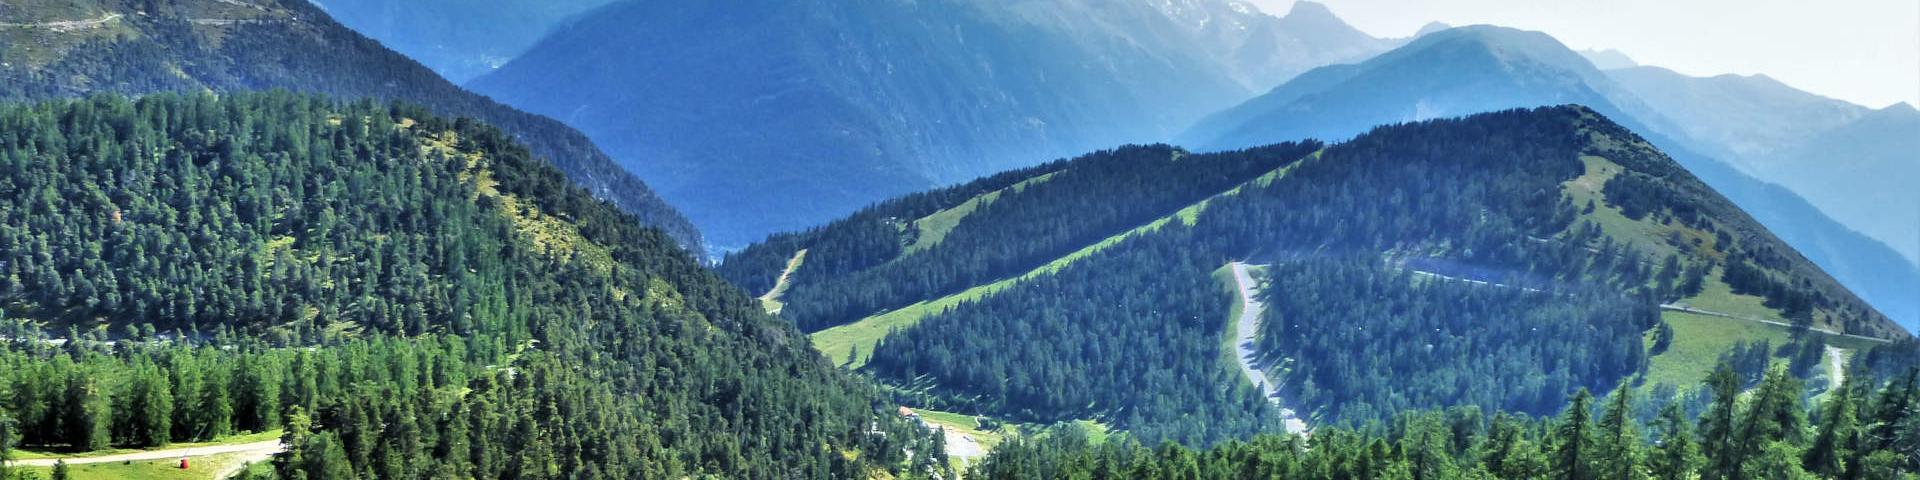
[812,157,1314,367]
[13,430,282,461]
[914,409,1015,451]
[1644,311,1792,388]
[904,172,1058,254]
[1643,311,1879,389]
[757,249,808,314]
[1214,264,1245,381]
[17,451,263,480]
[1680,270,1784,321]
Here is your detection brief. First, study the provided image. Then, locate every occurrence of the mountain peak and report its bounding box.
[1281,1,1340,22]
[1414,21,1454,38]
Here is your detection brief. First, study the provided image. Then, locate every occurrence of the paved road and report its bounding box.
[12,439,283,469]
[1230,263,1308,434]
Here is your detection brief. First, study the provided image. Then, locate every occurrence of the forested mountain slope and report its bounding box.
[467,0,1394,248]
[0,93,939,478]
[1178,24,1920,330]
[723,106,1907,446]
[0,0,703,254]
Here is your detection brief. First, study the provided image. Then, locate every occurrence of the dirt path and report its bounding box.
[758,249,808,314]
[937,426,985,459]
[1827,345,1848,389]
[0,13,123,32]
[12,440,283,469]
[1230,263,1307,434]
[1658,304,1891,344]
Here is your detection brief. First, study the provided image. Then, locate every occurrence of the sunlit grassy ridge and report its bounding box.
[812,157,1311,367]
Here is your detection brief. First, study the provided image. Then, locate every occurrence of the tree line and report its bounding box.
[967,363,1920,479]
[0,92,939,479]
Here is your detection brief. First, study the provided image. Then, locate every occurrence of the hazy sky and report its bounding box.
[1246,0,1919,108]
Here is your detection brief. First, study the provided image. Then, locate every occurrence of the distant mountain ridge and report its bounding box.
[1178,24,1920,330]
[309,0,619,83]
[0,0,704,255]
[1609,66,1919,266]
[465,0,1397,248]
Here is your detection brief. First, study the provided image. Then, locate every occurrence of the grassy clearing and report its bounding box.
[1563,155,1720,262]
[1680,271,1782,321]
[1644,311,1791,388]
[904,173,1058,254]
[18,451,262,480]
[915,409,1015,451]
[1643,311,1879,389]
[1214,264,1245,380]
[13,431,282,461]
[758,249,809,314]
[812,157,1313,367]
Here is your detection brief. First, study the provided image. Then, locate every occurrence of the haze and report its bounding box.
[1250,0,1920,108]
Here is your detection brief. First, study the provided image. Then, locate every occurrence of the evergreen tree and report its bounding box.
[1554,389,1598,480]
[1700,363,1743,479]
[1596,388,1644,480]
[1805,380,1859,478]
[1649,403,1701,480]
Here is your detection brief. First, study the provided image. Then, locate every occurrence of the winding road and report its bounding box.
[1230,263,1308,434]
[11,439,282,477]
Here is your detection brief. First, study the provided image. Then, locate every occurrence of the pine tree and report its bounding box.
[0,410,14,479]
[1649,403,1701,480]
[52,459,71,480]
[132,368,173,447]
[1700,363,1742,479]
[1553,389,1598,480]
[65,372,112,451]
[1596,388,1644,480]
[1804,381,1857,479]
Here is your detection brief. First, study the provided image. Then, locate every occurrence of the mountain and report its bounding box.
[720,106,1907,444]
[0,93,938,477]
[1580,48,1639,70]
[1179,26,1671,148]
[0,0,703,255]
[465,0,1395,249]
[1178,25,1920,329]
[308,0,618,83]
[1609,67,1918,265]
[1607,66,1869,168]
[1762,104,1920,264]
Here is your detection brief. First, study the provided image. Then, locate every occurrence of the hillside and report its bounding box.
[723,106,1908,446]
[1177,24,1920,329]
[1761,104,1920,265]
[0,0,703,254]
[1607,67,1919,266]
[0,93,939,478]
[466,0,1393,248]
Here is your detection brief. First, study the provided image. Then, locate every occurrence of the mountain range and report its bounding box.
[1177,24,1920,329]
[459,0,1400,248]
[1608,67,1920,266]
